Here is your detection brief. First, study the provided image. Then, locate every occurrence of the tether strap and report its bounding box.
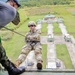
[3,27,25,37]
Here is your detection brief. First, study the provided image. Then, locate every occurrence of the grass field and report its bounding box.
[53,22,62,35]
[25,5,75,36]
[56,44,74,69]
[1,5,75,68]
[42,44,47,68]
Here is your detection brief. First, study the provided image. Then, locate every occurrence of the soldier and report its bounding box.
[0,0,20,29]
[0,0,25,75]
[16,21,43,70]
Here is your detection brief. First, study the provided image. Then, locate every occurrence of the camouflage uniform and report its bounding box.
[0,37,25,75]
[0,37,8,64]
[16,21,43,69]
[18,29,42,62]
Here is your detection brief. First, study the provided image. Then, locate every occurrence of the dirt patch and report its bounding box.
[67,8,75,12]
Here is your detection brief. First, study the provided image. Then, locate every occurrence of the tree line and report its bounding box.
[19,0,74,7]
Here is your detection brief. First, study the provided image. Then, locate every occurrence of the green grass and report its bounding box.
[3,40,47,69]
[42,44,47,68]
[2,34,25,62]
[26,5,75,36]
[56,44,74,69]
[63,15,75,33]
[15,15,44,33]
[53,22,62,35]
[41,23,47,36]
[72,34,75,38]
[1,13,45,62]
[0,31,13,40]
[29,15,44,21]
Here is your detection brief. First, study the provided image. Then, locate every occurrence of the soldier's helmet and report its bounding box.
[28,21,36,27]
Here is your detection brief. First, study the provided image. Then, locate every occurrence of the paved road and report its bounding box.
[66,42,75,68]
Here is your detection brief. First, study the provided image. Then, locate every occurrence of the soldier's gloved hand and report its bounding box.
[12,11,20,25]
[32,35,40,41]
[27,36,34,41]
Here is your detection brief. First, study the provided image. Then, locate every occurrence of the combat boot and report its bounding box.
[37,61,43,70]
[7,65,25,75]
[1,60,25,75]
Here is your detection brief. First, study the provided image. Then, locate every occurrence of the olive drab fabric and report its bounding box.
[0,37,1,44]
[0,37,9,63]
[0,37,2,59]
[12,11,20,25]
